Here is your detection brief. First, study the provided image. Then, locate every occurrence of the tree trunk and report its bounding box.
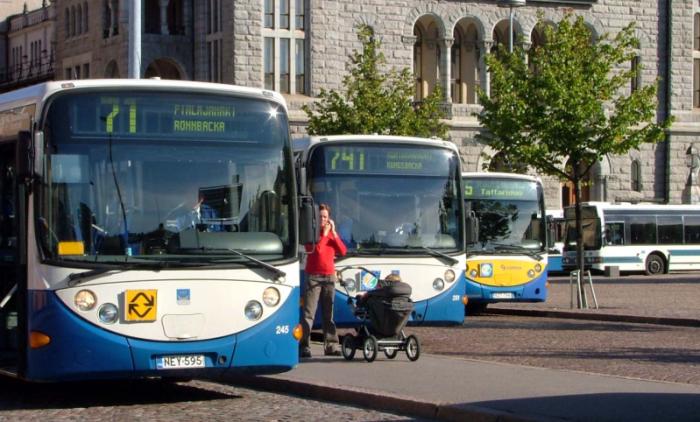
[573,176,587,308]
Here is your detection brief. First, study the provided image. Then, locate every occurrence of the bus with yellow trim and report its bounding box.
[462,172,548,312]
[0,79,313,381]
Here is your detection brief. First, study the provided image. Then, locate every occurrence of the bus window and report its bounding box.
[604,222,625,245]
[684,215,700,244]
[629,215,656,244]
[658,216,683,244]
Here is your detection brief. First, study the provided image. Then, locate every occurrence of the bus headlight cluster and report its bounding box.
[480,263,494,278]
[75,290,97,311]
[245,300,263,320]
[444,269,456,283]
[344,278,356,292]
[98,303,119,324]
[433,278,445,291]
[263,287,280,306]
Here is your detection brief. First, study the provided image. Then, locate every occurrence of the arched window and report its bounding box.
[77,4,83,35]
[413,16,440,101]
[84,3,89,32]
[65,8,70,39]
[631,160,642,192]
[452,19,480,104]
[70,6,76,37]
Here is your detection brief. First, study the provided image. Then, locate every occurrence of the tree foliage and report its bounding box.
[303,25,448,138]
[476,14,672,298]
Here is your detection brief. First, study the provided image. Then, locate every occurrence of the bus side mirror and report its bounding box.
[16,130,43,181]
[465,211,479,244]
[299,196,317,246]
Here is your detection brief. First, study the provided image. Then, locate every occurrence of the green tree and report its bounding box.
[303,25,448,138]
[476,14,672,304]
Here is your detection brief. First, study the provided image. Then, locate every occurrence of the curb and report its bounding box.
[486,308,700,327]
[232,374,542,422]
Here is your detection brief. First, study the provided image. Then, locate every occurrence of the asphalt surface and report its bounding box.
[233,273,700,421]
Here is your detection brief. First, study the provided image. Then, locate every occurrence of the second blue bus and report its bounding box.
[295,135,467,326]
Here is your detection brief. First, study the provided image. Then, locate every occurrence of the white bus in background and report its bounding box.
[546,209,565,273]
[562,202,700,275]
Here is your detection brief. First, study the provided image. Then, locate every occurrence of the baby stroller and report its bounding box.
[337,266,421,362]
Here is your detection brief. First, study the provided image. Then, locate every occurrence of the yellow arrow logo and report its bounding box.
[125,289,157,321]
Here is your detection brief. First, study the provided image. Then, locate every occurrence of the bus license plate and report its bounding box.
[157,355,205,370]
[492,292,514,299]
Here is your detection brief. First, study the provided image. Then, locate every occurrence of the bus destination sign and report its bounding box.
[464,179,538,200]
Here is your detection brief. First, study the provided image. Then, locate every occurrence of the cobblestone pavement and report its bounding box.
[0,377,422,421]
[492,275,700,320]
[404,276,700,386]
[409,315,700,386]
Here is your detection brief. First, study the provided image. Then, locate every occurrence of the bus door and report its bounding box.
[0,138,27,375]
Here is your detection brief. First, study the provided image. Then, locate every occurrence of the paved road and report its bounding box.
[0,376,419,421]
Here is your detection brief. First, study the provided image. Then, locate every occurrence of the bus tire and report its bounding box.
[645,253,665,276]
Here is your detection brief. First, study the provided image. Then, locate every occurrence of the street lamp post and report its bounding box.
[497,0,526,53]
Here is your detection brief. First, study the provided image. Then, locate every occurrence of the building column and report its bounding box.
[402,35,419,98]
[480,41,493,98]
[440,37,454,103]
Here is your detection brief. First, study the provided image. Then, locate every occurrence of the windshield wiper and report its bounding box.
[67,261,206,287]
[488,242,543,261]
[421,246,459,266]
[201,247,286,281]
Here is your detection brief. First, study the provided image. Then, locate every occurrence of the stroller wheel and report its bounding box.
[384,347,398,359]
[362,335,378,362]
[406,335,420,361]
[341,334,356,361]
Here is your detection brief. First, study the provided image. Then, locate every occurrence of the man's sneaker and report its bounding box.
[300,348,312,358]
[324,348,341,356]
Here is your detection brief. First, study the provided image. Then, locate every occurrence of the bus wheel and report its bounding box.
[645,254,665,276]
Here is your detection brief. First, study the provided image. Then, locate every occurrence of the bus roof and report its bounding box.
[293,134,459,156]
[0,79,287,116]
[569,201,700,213]
[462,171,542,184]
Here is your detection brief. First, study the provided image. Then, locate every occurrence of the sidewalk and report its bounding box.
[230,275,700,421]
[235,343,700,422]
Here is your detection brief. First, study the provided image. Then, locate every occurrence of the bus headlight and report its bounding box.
[433,278,445,291]
[535,263,542,272]
[469,269,478,278]
[527,269,536,278]
[480,263,494,278]
[263,287,280,307]
[343,278,356,292]
[444,269,456,283]
[98,303,119,324]
[75,290,97,311]
[245,300,263,320]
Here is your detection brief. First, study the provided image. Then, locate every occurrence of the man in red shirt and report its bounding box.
[300,203,347,358]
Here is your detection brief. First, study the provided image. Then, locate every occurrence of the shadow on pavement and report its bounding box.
[0,377,236,410]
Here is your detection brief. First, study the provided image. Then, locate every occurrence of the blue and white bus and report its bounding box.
[0,79,310,382]
[546,209,565,274]
[562,201,700,275]
[462,172,548,311]
[295,135,467,326]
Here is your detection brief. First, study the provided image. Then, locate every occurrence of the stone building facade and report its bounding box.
[2,0,699,211]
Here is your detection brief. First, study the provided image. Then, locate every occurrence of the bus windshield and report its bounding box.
[307,144,462,252]
[38,91,295,264]
[464,177,545,252]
